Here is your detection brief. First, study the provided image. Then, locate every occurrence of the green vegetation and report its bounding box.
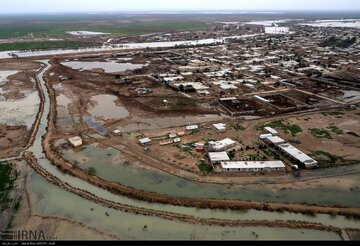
[232,124,245,131]
[87,167,97,176]
[257,120,302,136]
[311,151,358,168]
[328,124,343,135]
[0,162,17,212]
[197,161,213,174]
[309,128,332,139]
[0,20,208,39]
[320,36,357,49]
[176,142,196,158]
[0,41,100,52]
[321,111,344,116]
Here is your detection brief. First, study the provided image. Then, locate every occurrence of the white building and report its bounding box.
[278,143,318,169]
[259,133,273,139]
[213,123,226,132]
[208,138,236,152]
[265,136,286,146]
[68,136,83,147]
[220,161,285,173]
[186,125,199,131]
[209,152,230,164]
[139,137,151,146]
[264,127,278,135]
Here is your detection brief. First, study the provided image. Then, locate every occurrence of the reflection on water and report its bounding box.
[84,115,108,136]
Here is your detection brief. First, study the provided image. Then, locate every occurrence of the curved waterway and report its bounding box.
[26,61,359,237]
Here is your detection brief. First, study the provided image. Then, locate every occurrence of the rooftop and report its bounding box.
[221,161,285,169]
[278,144,318,166]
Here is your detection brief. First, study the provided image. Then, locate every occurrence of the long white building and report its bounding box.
[220,161,285,173]
[278,143,318,169]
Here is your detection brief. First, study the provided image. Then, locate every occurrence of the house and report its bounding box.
[208,138,236,152]
[209,152,230,164]
[264,127,278,136]
[112,129,122,136]
[213,123,226,132]
[68,136,83,147]
[139,137,151,146]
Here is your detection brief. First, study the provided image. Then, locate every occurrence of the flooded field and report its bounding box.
[26,172,344,240]
[84,116,107,135]
[119,114,229,132]
[61,61,146,73]
[0,91,39,129]
[300,19,360,29]
[89,94,129,120]
[0,70,18,85]
[61,143,360,208]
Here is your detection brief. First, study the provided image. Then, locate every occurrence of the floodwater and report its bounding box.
[0,34,260,59]
[61,61,146,73]
[27,172,342,240]
[61,143,360,208]
[0,91,39,129]
[338,90,360,103]
[119,114,229,132]
[89,94,129,120]
[25,61,359,240]
[84,115,108,136]
[300,19,360,29]
[0,70,18,85]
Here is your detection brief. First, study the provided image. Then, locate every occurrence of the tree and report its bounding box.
[87,167,97,176]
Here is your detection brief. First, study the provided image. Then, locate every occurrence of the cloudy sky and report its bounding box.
[1,0,360,14]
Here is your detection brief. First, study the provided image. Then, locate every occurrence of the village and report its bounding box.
[41,20,360,180]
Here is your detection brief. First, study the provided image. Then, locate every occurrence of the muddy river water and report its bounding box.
[22,61,359,239]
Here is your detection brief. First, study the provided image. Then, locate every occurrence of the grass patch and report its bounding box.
[328,124,343,135]
[311,151,358,168]
[0,162,17,213]
[0,20,208,39]
[321,111,344,116]
[232,124,245,131]
[257,120,302,136]
[176,142,196,157]
[197,161,213,174]
[309,128,332,139]
[0,41,100,51]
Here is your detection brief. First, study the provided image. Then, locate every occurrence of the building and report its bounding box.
[264,127,278,136]
[208,138,236,152]
[186,125,199,131]
[278,143,318,169]
[112,129,122,136]
[265,136,286,146]
[219,161,285,173]
[139,137,151,146]
[213,123,226,132]
[68,136,83,147]
[259,133,273,139]
[209,152,230,164]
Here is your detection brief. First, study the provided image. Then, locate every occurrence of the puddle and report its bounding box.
[88,94,129,120]
[84,115,108,135]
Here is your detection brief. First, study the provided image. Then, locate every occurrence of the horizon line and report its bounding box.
[1,9,360,15]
